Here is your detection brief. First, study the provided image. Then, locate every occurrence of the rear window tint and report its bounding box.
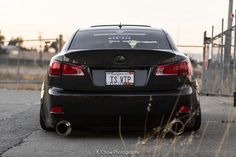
[69,29,171,50]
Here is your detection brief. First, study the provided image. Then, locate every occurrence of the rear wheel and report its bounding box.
[40,80,54,131]
[40,102,53,131]
[190,107,201,131]
[185,106,201,132]
[187,79,201,131]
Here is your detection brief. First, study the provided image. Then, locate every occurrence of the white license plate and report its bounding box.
[106,72,134,86]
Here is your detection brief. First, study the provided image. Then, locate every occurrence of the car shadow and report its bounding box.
[55,129,200,141]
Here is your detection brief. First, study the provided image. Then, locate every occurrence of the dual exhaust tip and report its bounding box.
[55,119,185,136]
[56,120,72,136]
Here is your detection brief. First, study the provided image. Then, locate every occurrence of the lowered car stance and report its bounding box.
[40,24,201,136]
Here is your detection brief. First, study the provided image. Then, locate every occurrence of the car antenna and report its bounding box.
[119,22,122,29]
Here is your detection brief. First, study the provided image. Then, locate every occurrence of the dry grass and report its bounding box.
[0,65,44,90]
[0,83,41,90]
[116,78,232,157]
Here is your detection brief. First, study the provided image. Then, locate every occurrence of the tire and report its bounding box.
[186,79,201,131]
[187,107,201,131]
[40,80,54,131]
[191,107,201,131]
[40,103,54,131]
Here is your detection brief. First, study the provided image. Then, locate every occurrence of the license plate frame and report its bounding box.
[105,71,135,86]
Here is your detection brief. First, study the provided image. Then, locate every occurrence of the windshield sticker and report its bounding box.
[94,33,146,36]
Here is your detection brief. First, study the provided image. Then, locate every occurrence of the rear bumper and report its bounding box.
[43,86,193,129]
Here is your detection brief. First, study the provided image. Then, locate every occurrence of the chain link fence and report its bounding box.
[0,35,64,89]
[202,18,236,96]
[0,47,54,89]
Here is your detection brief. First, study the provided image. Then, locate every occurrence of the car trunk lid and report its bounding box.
[61,49,182,91]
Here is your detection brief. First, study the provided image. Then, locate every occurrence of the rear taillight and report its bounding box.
[49,61,61,76]
[61,64,84,76]
[49,61,84,76]
[155,59,191,76]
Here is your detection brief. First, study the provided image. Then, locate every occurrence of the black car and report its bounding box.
[40,24,201,136]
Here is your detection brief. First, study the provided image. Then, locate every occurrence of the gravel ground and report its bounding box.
[0,89,235,157]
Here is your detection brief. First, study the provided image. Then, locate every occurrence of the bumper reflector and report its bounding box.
[178,106,190,113]
[50,106,63,113]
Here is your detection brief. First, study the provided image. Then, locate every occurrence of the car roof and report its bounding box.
[79,24,162,31]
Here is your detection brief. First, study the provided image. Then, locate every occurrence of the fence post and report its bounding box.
[6,50,9,75]
[38,35,43,67]
[220,19,224,95]
[234,91,236,107]
[58,34,63,52]
[221,19,224,64]
[202,31,206,94]
[211,25,214,61]
[233,9,236,97]
[224,0,233,74]
[16,47,20,82]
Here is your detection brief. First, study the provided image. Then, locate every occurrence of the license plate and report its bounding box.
[106,72,134,86]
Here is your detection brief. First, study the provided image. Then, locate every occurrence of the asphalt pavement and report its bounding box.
[0,89,235,157]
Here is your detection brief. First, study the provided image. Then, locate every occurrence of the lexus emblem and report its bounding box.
[114,55,126,64]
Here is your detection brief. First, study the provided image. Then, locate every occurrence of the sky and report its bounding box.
[0,0,233,56]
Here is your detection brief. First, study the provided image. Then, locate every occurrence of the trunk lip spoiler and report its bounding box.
[64,48,177,67]
[66,48,176,55]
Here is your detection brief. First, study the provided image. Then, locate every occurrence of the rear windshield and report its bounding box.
[69,29,172,50]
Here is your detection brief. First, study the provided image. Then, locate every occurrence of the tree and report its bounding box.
[0,32,5,54]
[44,41,50,52]
[0,34,5,45]
[8,37,23,47]
[49,39,59,52]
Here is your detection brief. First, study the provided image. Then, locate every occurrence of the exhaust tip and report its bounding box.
[56,120,72,136]
[170,119,184,136]
[164,119,184,136]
